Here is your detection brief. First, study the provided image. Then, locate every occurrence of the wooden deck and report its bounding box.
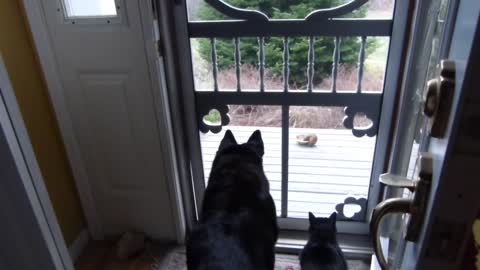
[200,126,376,218]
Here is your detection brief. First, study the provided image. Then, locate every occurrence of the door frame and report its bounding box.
[0,54,73,270]
[384,0,459,266]
[375,0,480,267]
[21,0,185,241]
[402,1,480,268]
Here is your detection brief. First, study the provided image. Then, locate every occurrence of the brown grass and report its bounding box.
[202,64,384,92]
[199,65,381,129]
[228,105,371,129]
[318,64,384,92]
[216,65,284,90]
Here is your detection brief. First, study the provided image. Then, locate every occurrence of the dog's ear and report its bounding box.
[308,212,316,224]
[329,212,337,222]
[218,130,237,151]
[247,130,264,157]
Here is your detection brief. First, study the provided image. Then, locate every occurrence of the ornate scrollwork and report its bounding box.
[342,105,379,138]
[204,0,368,21]
[205,0,269,22]
[335,197,367,221]
[197,103,230,134]
[305,0,368,21]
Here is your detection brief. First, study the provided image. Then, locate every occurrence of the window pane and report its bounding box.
[64,0,117,18]
[288,106,375,219]
[199,105,282,216]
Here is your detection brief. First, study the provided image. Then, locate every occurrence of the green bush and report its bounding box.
[195,0,377,87]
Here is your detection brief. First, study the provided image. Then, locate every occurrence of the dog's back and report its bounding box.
[186,130,278,270]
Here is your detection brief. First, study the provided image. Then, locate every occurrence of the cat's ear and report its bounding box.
[329,212,337,222]
[308,212,316,224]
[219,130,237,151]
[247,130,264,157]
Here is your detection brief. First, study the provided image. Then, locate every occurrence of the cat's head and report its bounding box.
[217,129,264,158]
[308,212,337,241]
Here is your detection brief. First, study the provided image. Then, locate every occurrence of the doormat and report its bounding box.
[151,249,370,270]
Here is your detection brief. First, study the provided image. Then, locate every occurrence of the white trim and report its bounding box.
[0,54,72,269]
[69,229,90,262]
[156,56,187,244]
[21,0,103,237]
[138,0,186,243]
[139,0,186,243]
[278,217,369,235]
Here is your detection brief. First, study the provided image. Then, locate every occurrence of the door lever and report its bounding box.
[370,153,432,270]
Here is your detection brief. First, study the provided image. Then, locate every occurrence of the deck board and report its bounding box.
[200,126,375,218]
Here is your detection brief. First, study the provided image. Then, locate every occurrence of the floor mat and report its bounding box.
[152,249,370,270]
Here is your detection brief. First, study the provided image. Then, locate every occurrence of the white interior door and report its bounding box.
[39,0,175,239]
[371,0,480,269]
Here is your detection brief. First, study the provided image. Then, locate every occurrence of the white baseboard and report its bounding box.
[69,229,90,263]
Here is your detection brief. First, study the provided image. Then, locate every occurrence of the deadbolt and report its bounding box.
[424,60,456,138]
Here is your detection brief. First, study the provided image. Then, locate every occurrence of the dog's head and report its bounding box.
[217,129,264,158]
[210,130,265,172]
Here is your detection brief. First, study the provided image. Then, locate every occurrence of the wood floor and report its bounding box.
[75,240,173,270]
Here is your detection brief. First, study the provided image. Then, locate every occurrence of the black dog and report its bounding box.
[186,130,278,270]
[300,212,347,270]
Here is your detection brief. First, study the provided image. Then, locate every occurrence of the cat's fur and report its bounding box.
[300,212,347,270]
[186,130,279,270]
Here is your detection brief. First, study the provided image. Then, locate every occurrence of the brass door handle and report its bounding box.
[370,154,432,270]
[371,198,412,269]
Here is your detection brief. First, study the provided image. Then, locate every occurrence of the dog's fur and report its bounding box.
[299,212,347,270]
[186,130,278,270]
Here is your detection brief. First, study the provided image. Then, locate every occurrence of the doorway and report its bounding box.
[161,0,411,236]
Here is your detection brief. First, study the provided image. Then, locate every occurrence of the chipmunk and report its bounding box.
[297,134,318,147]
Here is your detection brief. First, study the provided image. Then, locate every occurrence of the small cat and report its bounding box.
[186,130,278,270]
[300,212,347,270]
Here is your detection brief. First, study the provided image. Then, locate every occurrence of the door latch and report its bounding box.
[370,153,433,269]
[424,60,456,138]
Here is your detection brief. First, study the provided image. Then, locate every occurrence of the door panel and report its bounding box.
[404,1,480,268]
[371,0,480,268]
[40,0,175,239]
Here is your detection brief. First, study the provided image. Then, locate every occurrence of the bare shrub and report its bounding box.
[229,105,283,127]
[289,106,346,129]
[213,64,384,92]
[317,64,384,91]
[200,65,381,128]
[217,65,284,90]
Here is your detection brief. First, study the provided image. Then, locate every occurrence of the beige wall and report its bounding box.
[0,0,86,245]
